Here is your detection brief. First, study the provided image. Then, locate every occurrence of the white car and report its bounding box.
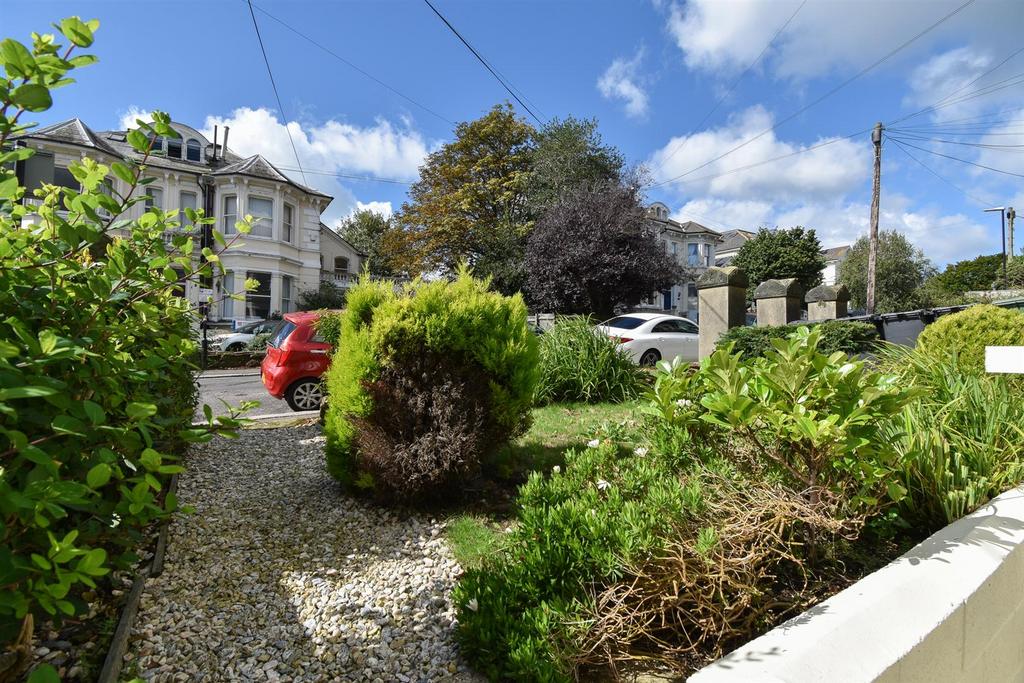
[597,313,699,365]
[209,320,276,352]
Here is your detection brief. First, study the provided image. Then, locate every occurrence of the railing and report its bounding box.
[320,271,355,287]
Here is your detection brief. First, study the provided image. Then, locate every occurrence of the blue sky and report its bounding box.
[7,0,1024,266]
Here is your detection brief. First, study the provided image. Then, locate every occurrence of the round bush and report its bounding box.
[917,304,1024,374]
[534,317,642,405]
[322,270,539,502]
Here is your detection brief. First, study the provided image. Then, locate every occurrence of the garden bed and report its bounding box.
[199,351,264,370]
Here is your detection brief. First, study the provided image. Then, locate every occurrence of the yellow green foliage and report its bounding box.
[918,304,1024,374]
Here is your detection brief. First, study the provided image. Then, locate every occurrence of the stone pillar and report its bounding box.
[754,278,803,327]
[697,266,748,359]
[805,284,850,321]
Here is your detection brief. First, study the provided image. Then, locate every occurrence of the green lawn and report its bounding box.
[449,400,643,569]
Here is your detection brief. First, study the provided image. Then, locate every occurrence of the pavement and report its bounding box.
[196,369,289,418]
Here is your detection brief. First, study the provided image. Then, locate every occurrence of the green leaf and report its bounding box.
[60,17,96,47]
[0,386,58,400]
[27,664,60,683]
[11,83,52,112]
[82,400,105,425]
[126,402,157,420]
[0,38,34,79]
[110,161,135,185]
[51,415,85,436]
[86,463,111,488]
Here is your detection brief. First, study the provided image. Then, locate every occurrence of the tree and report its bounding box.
[929,253,1002,295]
[297,283,347,310]
[397,103,535,294]
[336,209,400,277]
[839,230,935,313]
[527,116,624,210]
[525,179,680,318]
[731,227,826,299]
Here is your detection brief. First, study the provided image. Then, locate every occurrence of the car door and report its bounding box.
[651,320,684,362]
[677,319,699,361]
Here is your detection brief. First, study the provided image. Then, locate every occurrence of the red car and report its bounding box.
[261,311,333,411]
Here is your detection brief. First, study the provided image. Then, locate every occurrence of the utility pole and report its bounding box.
[1008,206,1016,261]
[866,122,883,315]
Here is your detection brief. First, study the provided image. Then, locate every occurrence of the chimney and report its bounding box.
[212,125,218,162]
[222,126,230,159]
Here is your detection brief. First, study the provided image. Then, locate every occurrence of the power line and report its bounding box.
[421,0,544,125]
[889,137,1024,178]
[885,132,1024,151]
[250,2,455,126]
[246,0,308,185]
[654,0,807,173]
[885,134,989,206]
[275,165,413,185]
[653,0,977,188]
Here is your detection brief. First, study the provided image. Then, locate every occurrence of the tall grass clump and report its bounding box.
[535,317,642,405]
[879,343,1024,528]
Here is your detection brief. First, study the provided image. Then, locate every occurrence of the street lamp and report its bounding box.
[984,207,1007,279]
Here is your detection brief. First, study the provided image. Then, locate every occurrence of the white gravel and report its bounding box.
[124,426,482,682]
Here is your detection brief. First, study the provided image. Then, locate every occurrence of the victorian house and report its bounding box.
[642,202,723,320]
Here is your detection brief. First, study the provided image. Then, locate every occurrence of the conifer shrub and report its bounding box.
[322,270,539,501]
[917,304,1024,375]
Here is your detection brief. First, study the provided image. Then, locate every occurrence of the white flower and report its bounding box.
[676,398,692,408]
[587,439,600,448]
[597,479,611,491]
[634,446,649,457]
[552,465,561,474]
[467,598,479,612]
[109,513,121,528]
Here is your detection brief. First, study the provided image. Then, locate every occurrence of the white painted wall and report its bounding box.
[689,485,1024,683]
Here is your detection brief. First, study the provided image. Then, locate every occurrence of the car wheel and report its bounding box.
[639,349,661,366]
[285,379,324,412]
[226,343,245,352]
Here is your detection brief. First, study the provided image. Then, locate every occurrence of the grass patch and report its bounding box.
[447,515,504,571]
[487,400,642,479]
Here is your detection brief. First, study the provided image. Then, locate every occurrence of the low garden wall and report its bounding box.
[689,484,1024,683]
[200,351,264,370]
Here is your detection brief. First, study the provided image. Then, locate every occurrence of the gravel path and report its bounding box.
[125,426,482,682]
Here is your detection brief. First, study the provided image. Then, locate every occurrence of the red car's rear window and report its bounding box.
[268,320,297,348]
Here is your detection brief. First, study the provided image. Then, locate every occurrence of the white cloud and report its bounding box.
[663,0,1020,80]
[597,49,649,119]
[901,47,1010,123]
[976,107,1024,177]
[349,200,393,218]
[119,106,153,130]
[649,105,869,200]
[668,194,995,266]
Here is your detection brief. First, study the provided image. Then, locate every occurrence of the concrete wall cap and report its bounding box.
[753,277,802,299]
[805,283,850,303]
[697,266,748,290]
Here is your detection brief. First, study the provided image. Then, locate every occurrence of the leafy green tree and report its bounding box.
[929,253,1002,295]
[839,230,935,312]
[0,19,245,664]
[525,179,680,318]
[297,282,347,310]
[528,116,624,210]
[996,257,1024,289]
[336,208,399,277]
[397,103,535,294]
[731,227,826,299]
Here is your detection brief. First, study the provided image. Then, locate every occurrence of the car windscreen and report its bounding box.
[601,316,646,330]
[239,320,265,333]
[268,321,297,348]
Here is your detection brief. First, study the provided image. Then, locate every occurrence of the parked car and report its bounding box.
[597,313,699,365]
[210,320,276,352]
[260,312,332,411]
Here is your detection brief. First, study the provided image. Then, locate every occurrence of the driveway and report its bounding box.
[196,370,289,418]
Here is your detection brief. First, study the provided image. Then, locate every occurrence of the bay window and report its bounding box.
[245,271,272,319]
[247,196,273,238]
[283,203,294,243]
[222,195,237,234]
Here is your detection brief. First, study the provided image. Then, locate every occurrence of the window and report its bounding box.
[180,190,197,219]
[221,271,234,319]
[186,139,201,162]
[166,138,182,159]
[268,320,296,348]
[671,241,678,255]
[652,319,693,334]
[222,195,237,233]
[150,135,164,153]
[688,243,701,266]
[245,271,272,319]
[283,203,294,243]
[334,256,350,273]
[705,244,713,267]
[247,196,273,238]
[687,283,699,320]
[282,275,293,313]
[145,186,163,211]
[602,316,646,330]
[53,166,78,191]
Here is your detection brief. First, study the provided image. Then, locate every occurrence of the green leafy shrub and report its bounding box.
[879,344,1024,527]
[917,304,1024,375]
[313,309,343,346]
[534,317,642,405]
[454,442,695,680]
[718,320,878,359]
[322,270,538,501]
[0,22,246,655]
[245,332,271,351]
[700,327,912,515]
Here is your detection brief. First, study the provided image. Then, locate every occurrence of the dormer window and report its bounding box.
[167,138,182,159]
[186,139,201,162]
[334,257,349,274]
[150,135,164,153]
